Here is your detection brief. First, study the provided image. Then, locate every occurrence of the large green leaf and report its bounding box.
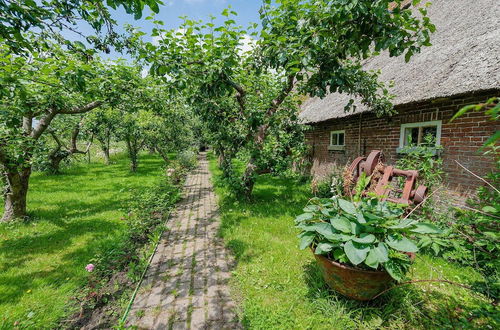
[296,223,316,232]
[356,212,366,224]
[330,216,352,233]
[384,259,405,282]
[374,243,389,262]
[386,235,418,253]
[299,232,315,250]
[410,222,442,234]
[483,130,500,147]
[343,241,369,265]
[312,222,336,239]
[303,205,319,212]
[389,218,417,229]
[338,199,357,215]
[294,212,313,223]
[352,233,376,244]
[364,248,380,269]
[314,242,338,255]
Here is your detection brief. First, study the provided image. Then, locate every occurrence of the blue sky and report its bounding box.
[97,0,263,60]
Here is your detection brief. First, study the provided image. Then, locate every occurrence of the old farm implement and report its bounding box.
[346,150,427,205]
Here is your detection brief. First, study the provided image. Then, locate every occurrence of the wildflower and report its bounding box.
[85,264,95,272]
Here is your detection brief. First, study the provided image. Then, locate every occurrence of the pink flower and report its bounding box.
[85,264,95,272]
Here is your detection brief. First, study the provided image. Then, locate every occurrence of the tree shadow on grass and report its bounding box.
[302,260,493,328]
[217,174,310,225]
[214,173,311,270]
[0,217,123,305]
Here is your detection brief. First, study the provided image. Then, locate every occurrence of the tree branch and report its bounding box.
[266,75,295,117]
[251,75,296,145]
[455,160,500,194]
[69,123,81,152]
[58,101,103,114]
[49,131,66,149]
[225,75,247,116]
[31,109,58,140]
[22,115,33,136]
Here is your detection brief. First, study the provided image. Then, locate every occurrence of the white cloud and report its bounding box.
[238,34,256,55]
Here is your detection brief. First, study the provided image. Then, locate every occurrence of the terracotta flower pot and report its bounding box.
[313,252,394,301]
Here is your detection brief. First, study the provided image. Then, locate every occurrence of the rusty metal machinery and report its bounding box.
[347,150,427,205]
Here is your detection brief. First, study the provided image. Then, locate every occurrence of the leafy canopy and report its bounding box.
[132,0,435,196]
[0,0,163,54]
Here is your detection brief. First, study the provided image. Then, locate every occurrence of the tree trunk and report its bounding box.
[102,146,110,165]
[241,157,257,198]
[126,137,138,172]
[48,154,67,174]
[156,147,170,164]
[97,134,111,165]
[217,148,234,179]
[1,169,31,222]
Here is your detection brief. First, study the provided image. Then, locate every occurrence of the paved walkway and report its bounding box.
[127,153,240,329]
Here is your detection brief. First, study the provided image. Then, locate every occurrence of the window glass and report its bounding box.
[338,133,344,146]
[330,131,345,146]
[403,124,438,146]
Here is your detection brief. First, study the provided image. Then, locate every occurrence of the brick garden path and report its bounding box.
[127,153,240,329]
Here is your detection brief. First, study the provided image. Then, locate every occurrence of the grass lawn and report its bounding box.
[208,156,494,329]
[0,154,165,328]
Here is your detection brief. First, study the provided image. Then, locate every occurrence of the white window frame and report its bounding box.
[329,130,345,151]
[398,120,442,149]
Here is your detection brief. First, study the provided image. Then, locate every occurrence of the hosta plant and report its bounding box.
[295,196,442,281]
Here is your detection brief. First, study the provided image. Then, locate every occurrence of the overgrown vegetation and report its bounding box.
[209,154,496,329]
[0,153,184,328]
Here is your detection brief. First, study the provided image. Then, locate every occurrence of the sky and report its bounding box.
[88,0,263,60]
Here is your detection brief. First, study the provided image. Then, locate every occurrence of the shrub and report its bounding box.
[177,149,198,170]
[310,166,344,198]
[396,135,444,190]
[436,164,498,272]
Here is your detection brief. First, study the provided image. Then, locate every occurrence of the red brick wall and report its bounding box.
[305,90,499,193]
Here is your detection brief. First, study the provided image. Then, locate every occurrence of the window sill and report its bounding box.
[328,145,345,151]
[396,146,442,156]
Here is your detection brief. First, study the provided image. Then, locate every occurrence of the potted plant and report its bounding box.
[295,182,442,300]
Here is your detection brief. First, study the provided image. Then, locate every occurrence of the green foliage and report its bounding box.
[295,197,443,281]
[137,0,435,197]
[0,0,162,54]
[451,97,499,154]
[425,163,500,300]
[396,135,444,190]
[311,166,345,198]
[312,178,334,199]
[209,155,495,329]
[0,39,151,220]
[177,150,198,171]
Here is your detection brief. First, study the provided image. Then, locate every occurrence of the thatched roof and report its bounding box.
[299,0,500,124]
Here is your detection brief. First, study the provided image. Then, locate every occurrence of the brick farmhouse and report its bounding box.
[299,0,499,194]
